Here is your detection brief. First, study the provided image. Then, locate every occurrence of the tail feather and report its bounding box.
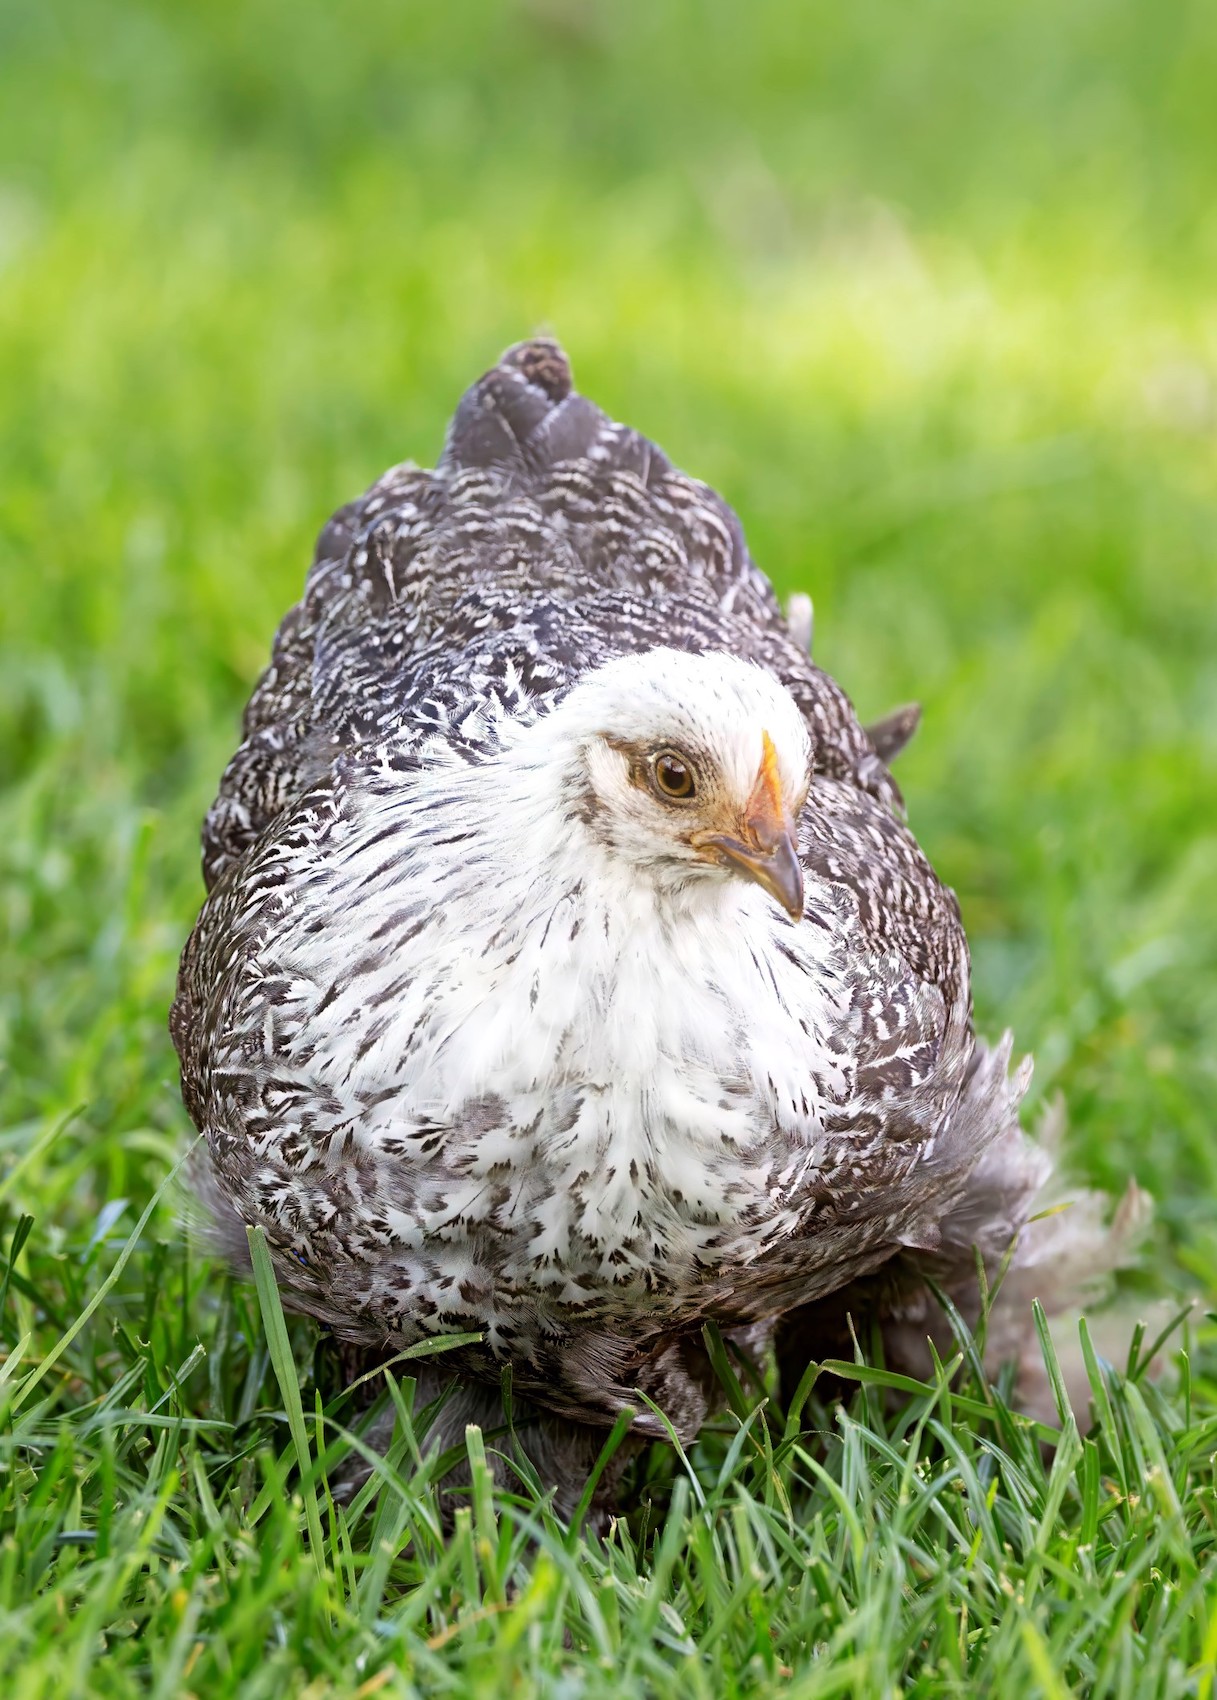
[442,338,671,489]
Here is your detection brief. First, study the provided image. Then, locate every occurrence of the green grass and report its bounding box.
[2,1,1217,1693]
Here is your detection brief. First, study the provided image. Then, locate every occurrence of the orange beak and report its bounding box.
[692,731,805,920]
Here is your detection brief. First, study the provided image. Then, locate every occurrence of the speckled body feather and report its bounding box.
[172,341,1123,1456]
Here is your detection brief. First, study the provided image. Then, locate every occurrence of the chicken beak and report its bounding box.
[703,830,805,919]
[692,731,805,920]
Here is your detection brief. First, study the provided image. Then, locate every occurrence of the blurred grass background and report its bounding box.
[3,2,1217,1690]
[2,0,1214,1259]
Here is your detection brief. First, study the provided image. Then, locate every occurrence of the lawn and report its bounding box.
[1,1,1216,1694]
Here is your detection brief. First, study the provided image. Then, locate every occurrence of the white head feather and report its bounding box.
[507,648,813,910]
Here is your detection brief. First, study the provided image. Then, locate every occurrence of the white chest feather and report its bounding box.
[264,766,850,1295]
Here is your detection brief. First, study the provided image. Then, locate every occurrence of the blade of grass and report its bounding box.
[0,1212,34,1335]
[566,1409,635,1545]
[9,1153,183,1413]
[0,1105,83,1206]
[245,1224,327,1578]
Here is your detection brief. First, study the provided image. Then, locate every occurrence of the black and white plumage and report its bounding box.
[173,340,1137,1504]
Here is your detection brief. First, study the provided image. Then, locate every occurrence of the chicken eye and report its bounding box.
[650,749,698,802]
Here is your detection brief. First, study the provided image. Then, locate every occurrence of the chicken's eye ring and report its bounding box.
[649,748,698,802]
